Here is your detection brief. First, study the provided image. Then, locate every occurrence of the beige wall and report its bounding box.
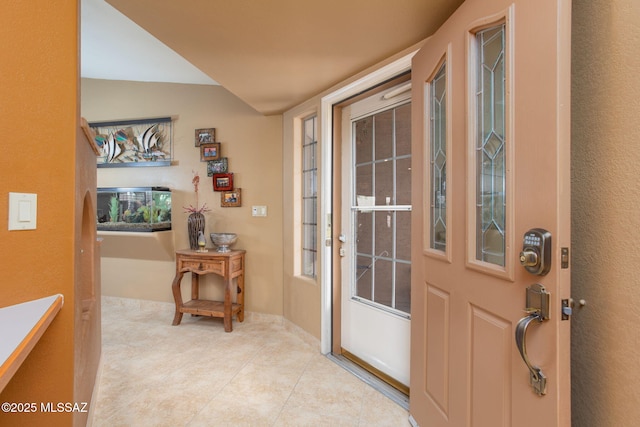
[571,0,640,424]
[81,79,284,316]
[283,100,323,338]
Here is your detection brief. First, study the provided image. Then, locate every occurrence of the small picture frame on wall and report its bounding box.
[213,173,234,191]
[200,142,221,161]
[221,188,241,207]
[207,157,228,176]
[195,128,215,146]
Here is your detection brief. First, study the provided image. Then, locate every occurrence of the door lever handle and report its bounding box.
[515,313,547,396]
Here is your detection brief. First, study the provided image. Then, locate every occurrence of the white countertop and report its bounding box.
[0,294,64,392]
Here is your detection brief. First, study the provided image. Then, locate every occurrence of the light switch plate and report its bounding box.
[8,192,37,230]
[251,205,267,217]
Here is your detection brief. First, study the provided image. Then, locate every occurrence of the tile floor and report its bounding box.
[91,297,410,426]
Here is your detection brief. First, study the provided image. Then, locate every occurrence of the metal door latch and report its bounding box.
[561,297,587,320]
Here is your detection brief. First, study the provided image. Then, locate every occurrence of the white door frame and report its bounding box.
[319,51,417,354]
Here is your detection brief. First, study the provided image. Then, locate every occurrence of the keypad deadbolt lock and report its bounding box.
[519,228,552,276]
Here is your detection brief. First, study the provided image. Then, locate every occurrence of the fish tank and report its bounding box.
[97,187,172,232]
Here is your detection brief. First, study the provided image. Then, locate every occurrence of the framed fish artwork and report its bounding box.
[89,117,174,168]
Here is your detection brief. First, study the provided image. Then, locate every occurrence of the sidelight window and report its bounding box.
[302,115,318,278]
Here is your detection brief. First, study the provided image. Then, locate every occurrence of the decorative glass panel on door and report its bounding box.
[430,62,447,251]
[475,24,506,266]
[352,103,412,315]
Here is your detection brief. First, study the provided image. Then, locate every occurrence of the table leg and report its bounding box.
[237,273,245,323]
[191,273,200,300]
[171,271,185,325]
[223,276,233,332]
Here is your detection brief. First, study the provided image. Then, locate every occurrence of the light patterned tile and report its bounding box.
[358,386,411,426]
[92,297,408,427]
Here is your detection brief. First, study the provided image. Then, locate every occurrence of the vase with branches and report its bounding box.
[184,171,211,250]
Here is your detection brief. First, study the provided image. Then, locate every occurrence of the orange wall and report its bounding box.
[0,1,78,425]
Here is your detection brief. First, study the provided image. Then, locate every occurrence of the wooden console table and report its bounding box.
[171,249,245,332]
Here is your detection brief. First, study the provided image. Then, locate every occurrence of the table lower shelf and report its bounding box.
[179,299,242,318]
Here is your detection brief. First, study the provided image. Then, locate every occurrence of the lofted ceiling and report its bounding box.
[87,0,464,115]
[81,0,218,86]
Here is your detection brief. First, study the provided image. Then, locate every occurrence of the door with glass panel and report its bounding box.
[340,84,411,389]
[410,0,571,425]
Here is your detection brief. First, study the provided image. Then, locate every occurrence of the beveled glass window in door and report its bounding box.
[475,24,506,266]
[430,62,447,251]
[352,103,411,315]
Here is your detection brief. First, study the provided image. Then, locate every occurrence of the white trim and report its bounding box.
[318,51,416,354]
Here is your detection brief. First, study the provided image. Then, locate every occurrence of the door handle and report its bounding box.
[515,313,547,396]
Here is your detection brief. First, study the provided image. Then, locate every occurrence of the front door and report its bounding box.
[410,0,571,426]
[339,83,412,389]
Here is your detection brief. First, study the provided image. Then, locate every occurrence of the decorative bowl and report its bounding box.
[210,233,238,253]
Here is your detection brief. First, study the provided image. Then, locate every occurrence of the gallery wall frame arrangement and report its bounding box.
[192,127,242,207]
[90,117,174,167]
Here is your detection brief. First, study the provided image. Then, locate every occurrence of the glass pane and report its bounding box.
[374,211,394,261]
[302,250,316,277]
[355,210,373,256]
[304,116,316,144]
[302,225,314,250]
[373,259,393,307]
[395,103,412,157]
[475,24,506,266]
[375,159,394,205]
[303,198,316,224]
[430,62,447,251]
[395,262,411,313]
[396,157,411,205]
[356,255,373,300]
[355,164,373,201]
[374,110,393,160]
[303,144,315,170]
[303,171,316,199]
[396,211,411,261]
[355,117,373,164]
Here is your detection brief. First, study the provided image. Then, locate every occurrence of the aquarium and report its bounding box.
[97,187,172,232]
